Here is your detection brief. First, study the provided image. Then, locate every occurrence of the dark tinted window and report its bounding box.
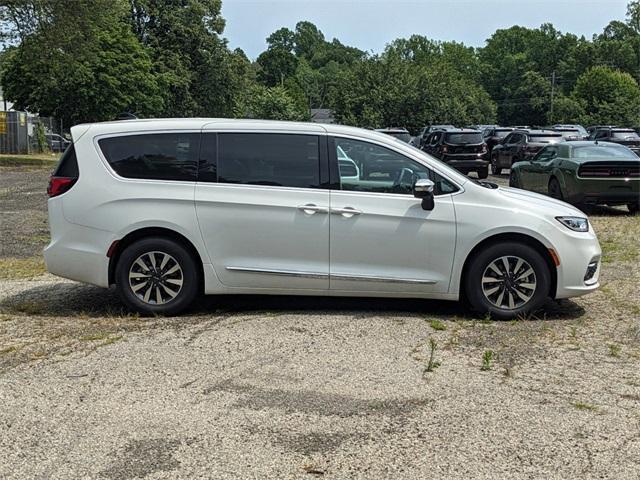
[219,133,320,188]
[444,133,483,144]
[53,144,78,177]
[612,130,640,139]
[99,133,199,181]
[573,145,638,159]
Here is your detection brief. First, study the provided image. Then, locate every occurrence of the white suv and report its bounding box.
[44,119,601,319]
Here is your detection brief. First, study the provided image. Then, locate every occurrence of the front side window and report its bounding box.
[534,146,557,162]
[99,133,199,181]
[218,133,320,188]
[334,137,457,196]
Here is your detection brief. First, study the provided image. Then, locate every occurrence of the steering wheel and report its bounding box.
[392,167,415,193]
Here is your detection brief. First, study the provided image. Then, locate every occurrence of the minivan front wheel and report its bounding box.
[464,242,551,320]
[115,237,199,315]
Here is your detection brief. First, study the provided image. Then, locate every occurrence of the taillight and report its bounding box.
[47,176,77,197]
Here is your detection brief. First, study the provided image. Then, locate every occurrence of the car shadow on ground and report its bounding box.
[0,281,586,322]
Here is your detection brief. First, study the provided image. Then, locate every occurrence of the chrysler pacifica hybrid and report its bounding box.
[44,119,601,319]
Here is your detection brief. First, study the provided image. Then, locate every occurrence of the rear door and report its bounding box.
[327,136,457,294]
[195,130,330,290]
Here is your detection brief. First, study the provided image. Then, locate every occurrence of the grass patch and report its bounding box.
[481,350,494,371]
[0,257,46,280]
[0,153,59,168]
[573,402,598,412]
[608,343,621,357]
[429,319,447,331]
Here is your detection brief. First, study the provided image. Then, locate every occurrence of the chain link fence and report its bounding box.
[0,111,67,154]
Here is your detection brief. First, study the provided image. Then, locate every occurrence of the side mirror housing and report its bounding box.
[413,179,435,211]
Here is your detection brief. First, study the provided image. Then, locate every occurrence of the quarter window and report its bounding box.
[218,133,320,188]
[334,137,457,196]
[99,133,199,181]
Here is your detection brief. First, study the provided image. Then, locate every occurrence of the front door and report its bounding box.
[195,132,330,290]
[328,137,457,294]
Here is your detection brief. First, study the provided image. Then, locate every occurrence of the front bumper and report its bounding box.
[553,228,601,299]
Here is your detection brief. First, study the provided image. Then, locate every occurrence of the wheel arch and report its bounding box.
[459,232,558,302]
[108,227,205,289]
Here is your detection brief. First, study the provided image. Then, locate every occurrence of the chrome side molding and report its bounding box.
[225,266,328,279]
[226,266,436,285]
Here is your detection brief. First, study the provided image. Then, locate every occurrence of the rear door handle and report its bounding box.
[331,206,362,217]
[298,204,329,215]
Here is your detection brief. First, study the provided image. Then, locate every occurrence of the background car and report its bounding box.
[589,127,640,156]
[491,129,563,175]
[509,141,640,213]
[422,128,489,178]
[416,124,455,148]
[552,124,588,139]
[483,127,514,156]
[46,133,71,153]
[552,126,587,141]
[375,127,412,143]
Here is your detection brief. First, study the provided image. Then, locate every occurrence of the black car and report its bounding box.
[590,127,640,156]
[483,127,514,157]
[374,128,412,143]
[490,129,563,175]
[422,129,489,178]
[416,124,455,148]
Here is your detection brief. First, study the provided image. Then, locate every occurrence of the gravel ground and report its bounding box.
[1,166,639,479]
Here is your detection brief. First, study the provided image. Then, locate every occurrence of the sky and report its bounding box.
[221,0,630,59]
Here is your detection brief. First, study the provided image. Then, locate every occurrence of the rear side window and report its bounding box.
[53,144,78,177]
[98,133,199,181]
[218,133,320,188]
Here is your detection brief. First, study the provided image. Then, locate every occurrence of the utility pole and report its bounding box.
[549,70,556,124]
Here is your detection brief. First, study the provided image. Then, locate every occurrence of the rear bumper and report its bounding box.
[566,180,640,205]
[444,156,489,171]
[44,199,112,288]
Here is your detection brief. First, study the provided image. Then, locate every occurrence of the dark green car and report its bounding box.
[509,141,640,213]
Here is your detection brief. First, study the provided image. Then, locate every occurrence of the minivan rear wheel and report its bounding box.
[115,237,199,315]
[464,242,551,320]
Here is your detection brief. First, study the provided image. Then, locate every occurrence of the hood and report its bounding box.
[497,186,585,217]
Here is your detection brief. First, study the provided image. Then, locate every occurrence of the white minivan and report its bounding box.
[44,119,601,319]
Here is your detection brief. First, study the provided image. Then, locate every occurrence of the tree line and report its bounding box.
[1,0,640,132]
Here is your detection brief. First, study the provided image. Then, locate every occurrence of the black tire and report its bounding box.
[477,167,489,179]
[464,242,551,320]
[509,170,520,188]
[490,155,502,175]
[115,237,199,315]
[628,202,639,215]
[548,177,563,200]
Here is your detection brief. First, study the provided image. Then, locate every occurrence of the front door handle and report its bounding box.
[331,206,362,218]
[298,204,329,215]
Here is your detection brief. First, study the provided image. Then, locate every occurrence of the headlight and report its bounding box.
[555,216,589,232]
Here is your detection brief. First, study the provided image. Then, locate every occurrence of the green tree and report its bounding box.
[572,66,640,125]
[1,0,163,125]
[239,85,310,121]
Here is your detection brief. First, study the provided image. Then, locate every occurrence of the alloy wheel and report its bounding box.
[481,256,537,310]
[128,251,184,305]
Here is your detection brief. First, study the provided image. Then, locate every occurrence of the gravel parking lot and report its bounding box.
[1,162,639,479]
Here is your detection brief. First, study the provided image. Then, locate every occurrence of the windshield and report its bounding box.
[445,132,483,144]
[529,135,562,143]
[384,132,411,143]
[573,145,638,159]
[612,131,640,140]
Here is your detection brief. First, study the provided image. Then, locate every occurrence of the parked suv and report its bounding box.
[589,127,640,156]
[483,127,514,156]
[491,129,563,175]
[422,129,489,178]
[416,124,455,148]
[45,119,600,319]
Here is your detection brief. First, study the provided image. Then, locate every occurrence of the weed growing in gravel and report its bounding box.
[481,350,494,371]
[429,319,447,331]
[573,402,598,412]
[424,338,441,374]
[608,344,621,357]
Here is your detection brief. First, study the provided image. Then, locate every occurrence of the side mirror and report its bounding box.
[413,179,435,211]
